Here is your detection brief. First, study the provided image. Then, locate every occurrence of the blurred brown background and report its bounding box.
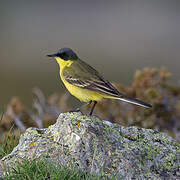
[0,0,180,107]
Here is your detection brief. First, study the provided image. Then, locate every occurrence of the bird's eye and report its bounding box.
[59,52,69,60]
[61,52,66,57]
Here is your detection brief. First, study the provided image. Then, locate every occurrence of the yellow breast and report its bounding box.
[55,57,104,102]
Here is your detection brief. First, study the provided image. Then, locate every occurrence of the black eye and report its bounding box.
[60,52,69,60]
[61,52,65,56]
[57,52,65,58]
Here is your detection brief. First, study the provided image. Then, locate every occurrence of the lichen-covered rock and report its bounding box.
[1,112,180,179]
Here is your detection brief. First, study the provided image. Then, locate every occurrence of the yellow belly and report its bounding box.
[56,58,104,102]
[62,78,104,102]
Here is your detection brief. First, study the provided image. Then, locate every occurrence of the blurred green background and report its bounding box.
[0,0,180,107]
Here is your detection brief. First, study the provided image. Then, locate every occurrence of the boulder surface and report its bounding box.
[1,112,180,179]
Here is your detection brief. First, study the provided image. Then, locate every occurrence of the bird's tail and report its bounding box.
[114,95,152,108]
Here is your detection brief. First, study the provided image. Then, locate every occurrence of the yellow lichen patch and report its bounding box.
[29,142,35,147]
[124,134,136,141]
[77,121,81,129]
[50,136,54,140]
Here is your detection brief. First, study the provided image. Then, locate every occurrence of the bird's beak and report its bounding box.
[46,53,58,57]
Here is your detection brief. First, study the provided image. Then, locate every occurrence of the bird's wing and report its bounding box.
[63,59,152,108]
[63,59,122,98]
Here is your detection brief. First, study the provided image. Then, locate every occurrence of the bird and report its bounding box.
[47,48,152,115]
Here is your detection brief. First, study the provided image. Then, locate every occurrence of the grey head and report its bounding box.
[47,47,78,60]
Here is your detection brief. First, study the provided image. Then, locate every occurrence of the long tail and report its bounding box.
[116,95,152,108]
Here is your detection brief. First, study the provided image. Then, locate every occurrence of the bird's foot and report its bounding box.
[69,108,84,115]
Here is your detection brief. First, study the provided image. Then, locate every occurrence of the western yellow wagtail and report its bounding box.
[47,48,152,115]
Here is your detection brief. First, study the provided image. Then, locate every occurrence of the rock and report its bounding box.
[1,112,180,179]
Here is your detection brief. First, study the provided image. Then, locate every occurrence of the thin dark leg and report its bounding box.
[76,100,92,111]
[70,100,92,113]
[89,101,97,116]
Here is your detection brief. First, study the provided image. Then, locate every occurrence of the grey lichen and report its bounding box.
[1,112,180,179]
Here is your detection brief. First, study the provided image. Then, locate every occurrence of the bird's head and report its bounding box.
[47,48,78,61]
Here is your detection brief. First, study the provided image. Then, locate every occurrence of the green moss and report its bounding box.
[145,150,153,160]
[163,153,177,170]
[23,128,40,137]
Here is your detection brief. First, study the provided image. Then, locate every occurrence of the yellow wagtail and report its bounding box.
[47,48,152,115]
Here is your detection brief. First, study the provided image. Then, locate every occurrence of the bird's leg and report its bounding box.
[70,100,92,113]
[89,101,97,116]
[75,100,92,111]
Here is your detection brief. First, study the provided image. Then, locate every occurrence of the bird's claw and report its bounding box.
[69,109,84,115]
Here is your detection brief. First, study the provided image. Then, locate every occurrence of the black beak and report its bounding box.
[46,53,58,57]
